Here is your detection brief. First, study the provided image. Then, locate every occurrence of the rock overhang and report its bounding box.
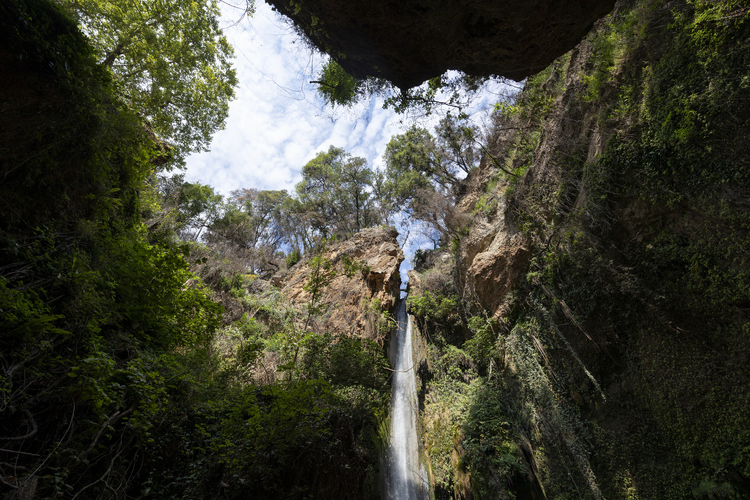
[267,0,616,89]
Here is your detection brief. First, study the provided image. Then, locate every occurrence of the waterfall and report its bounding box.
[387,298,427,500]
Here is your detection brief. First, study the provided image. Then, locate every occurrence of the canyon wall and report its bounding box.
[408,0,750,497]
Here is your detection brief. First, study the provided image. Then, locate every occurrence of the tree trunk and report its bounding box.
[102,42,125,67]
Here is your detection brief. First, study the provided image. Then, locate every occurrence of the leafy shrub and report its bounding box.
[286,248,302,268]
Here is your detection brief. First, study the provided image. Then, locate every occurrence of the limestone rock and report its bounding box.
[458,197,531,319]
[282,226,404,341]
[267,0,615,89]
[407,269,422,295]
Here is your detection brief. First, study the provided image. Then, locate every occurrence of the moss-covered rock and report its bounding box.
[411,0,750,497]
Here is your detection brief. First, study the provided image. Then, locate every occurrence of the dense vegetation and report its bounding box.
[0,1,391,498]
[56,0,239,164]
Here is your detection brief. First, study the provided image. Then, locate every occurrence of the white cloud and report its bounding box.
[184,1,407,196]
[183,1,518,276]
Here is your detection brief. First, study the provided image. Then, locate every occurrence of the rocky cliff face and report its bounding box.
[456,196,531,321]
[281,226,404,342]
[267,0,615,88]
[408,0,750,497]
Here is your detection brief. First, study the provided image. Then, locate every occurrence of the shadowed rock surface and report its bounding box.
[406,0,750,494]
[267,0,616,88]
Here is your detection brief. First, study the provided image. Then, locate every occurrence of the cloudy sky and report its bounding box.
[184,1,404,195]
[184,1,508,197]
[183,1,513,275]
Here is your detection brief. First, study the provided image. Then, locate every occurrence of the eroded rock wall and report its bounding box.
[282,226,404,342]
[456,198,531,320]
[411,0,750,497]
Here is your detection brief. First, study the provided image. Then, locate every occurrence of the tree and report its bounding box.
[249,189,289,250]
[383,127,445,193]
[336,154,375,232]
[58,0,239,165]
[381,115,479,244]
[434,113,481,176]
[295,146,380,239]
[218,188,288,251]
[311,59,504,116]
[206,189,290,273]
[177,182,224,241]
[311,59,362,107]
[280,195,317,253]
[384,115,480,196]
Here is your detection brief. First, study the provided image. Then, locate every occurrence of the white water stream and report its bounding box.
[387,298,427,500]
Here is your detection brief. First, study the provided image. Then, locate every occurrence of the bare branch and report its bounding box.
[0,448,40,457]
[0,409,37,442]
[72,435,133,500]
[75,407,134,466]
[0,475,19,490]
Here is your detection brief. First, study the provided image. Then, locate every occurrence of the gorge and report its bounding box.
[1,0,749,498]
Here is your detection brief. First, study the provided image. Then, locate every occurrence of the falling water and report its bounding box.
[387,298,427,500]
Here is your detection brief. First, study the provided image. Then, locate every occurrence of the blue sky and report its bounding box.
[184,1,514,274]
[184,1,406,195]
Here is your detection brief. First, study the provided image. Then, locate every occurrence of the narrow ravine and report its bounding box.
[387,298,426,500]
